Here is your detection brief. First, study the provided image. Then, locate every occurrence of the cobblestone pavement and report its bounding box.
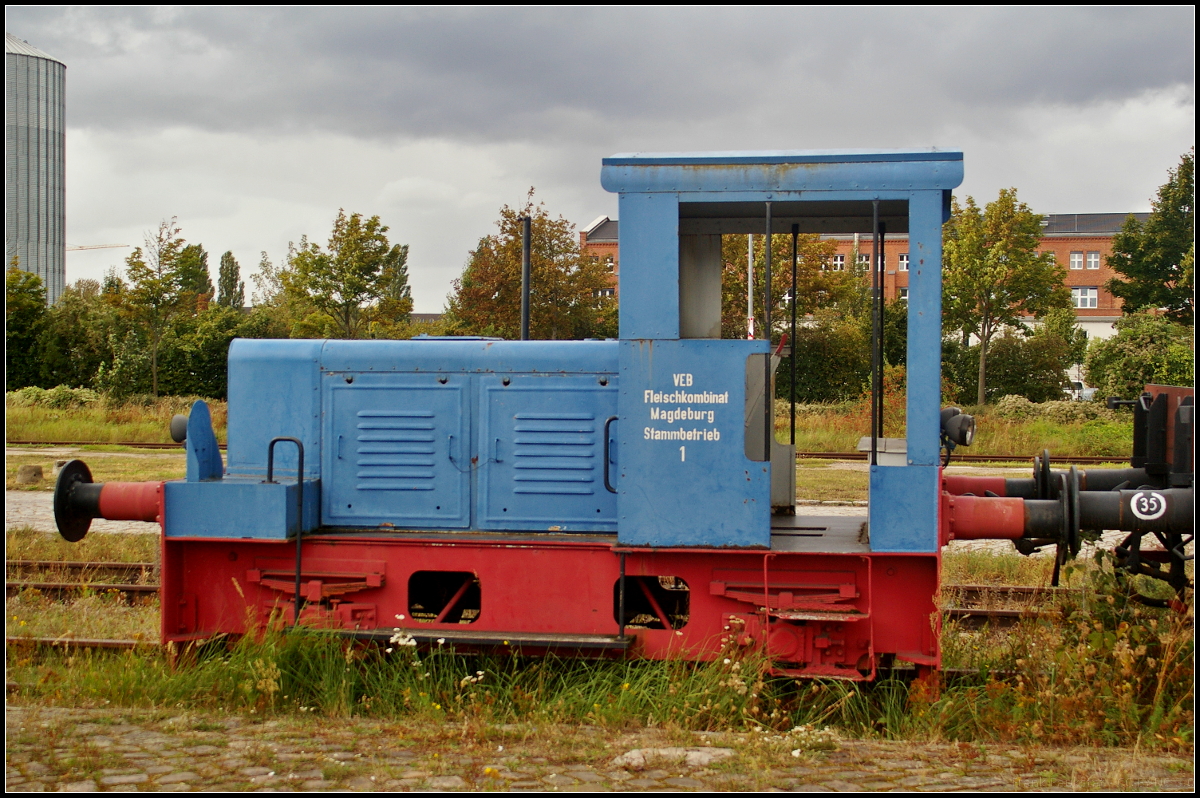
[5,705,1193,792]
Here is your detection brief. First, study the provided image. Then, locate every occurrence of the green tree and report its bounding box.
[985,331,1072,403]
[1035,306,1089,369]
[942,189,1071,405]
[37,279,118,390]
[118,218,187,397]
[283,210,411,339]
[1084,312,1194,399]
[249,251,308,339]
[446,190,616,339]
[1106,149,1195,324]
[879,298,908,368]
[775,312,869,403]
[216,251,245,308]
[365,243,413,338]
[5,263,48,389]
[719,233,850,340]
[176,244,214,300]
[102,267,126,297]
[158,304,257,398]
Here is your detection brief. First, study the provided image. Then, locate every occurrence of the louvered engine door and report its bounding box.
[323,373,470,528]
[479,374,617,533]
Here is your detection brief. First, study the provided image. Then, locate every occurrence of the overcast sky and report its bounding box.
[7,6,1195,311]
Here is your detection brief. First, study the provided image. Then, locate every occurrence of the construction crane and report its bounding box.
[66,244,130,252]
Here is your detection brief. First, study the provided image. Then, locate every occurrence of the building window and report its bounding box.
[832,254,845,271]
[1072,287,1098,309]
[1070,252,1084,270]
[899,253,909,271]
[856,253,870,266]
[594,288,615,298]
[1086,251,1100,270]
[898,288,908,302]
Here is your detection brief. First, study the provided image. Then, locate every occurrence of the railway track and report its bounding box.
[6,440,1129,465]
[7,560,156,579]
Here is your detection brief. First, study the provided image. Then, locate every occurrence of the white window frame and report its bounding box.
[1072,287,1098,309]
[1086,251,1100,270]
[1070,252,1084,270]
[898,287,909,302]
[899,253,909,271]
[832,254,845,271]
[856,253,870,266]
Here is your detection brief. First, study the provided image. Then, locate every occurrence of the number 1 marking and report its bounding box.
[680,446,686,462]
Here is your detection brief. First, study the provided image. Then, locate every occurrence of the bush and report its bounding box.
[990,395,1119,424]
[777,318,869,403]
[1085,312,1195,399]
[5,385,102,409]
[983,331,1071,403]
[991,394,1036,420]
[1036,400,1117,424]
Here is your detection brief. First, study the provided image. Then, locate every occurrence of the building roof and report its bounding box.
[585,219,619,242]
[5,32,64,64]
[1041,212,1150,236]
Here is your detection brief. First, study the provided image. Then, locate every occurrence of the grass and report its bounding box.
[5,550,1192,751]
[5,398,228,444]
[6,590,159,641]
[5,526,161,563]
[779,402,1133,458]
[794,466,867,502]
[942,550,1055,587]
[5,450,186,491]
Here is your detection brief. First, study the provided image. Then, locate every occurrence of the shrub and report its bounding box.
[1085,312,1195,399]
[1036,400,1117,424]
[984,331,1072,403]
[991,394,1036,420]
[777,318,869,403]
[990,395,1119,425]
[5,385,101,409]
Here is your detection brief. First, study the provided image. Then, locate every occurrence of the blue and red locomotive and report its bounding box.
[54,151,1193,677]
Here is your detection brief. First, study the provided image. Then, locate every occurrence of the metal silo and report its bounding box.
[5,32,66,304]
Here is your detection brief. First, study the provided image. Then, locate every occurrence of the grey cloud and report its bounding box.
[7,7,1193,144]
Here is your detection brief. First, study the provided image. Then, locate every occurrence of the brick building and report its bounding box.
[581,212,1149,342]
[579,216,619,297]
